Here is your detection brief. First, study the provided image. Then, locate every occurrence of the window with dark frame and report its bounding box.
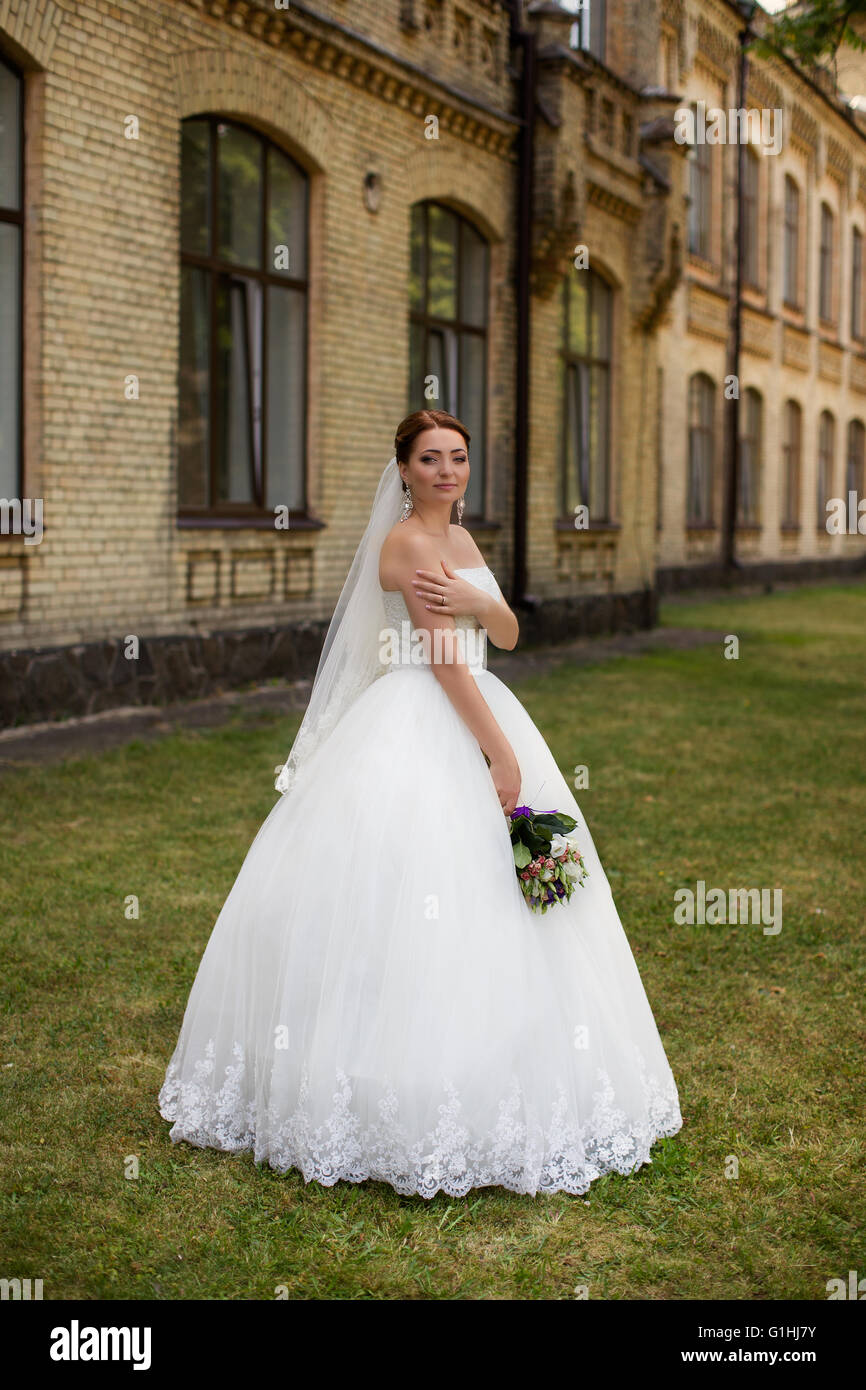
[819,202,834,324]
[564,0,606,62]
[0,54,23,499]
[846,417,865,498]
[782,399,801,528]
[851,226,863,341]
[408,201,489,518]
[559,269,613,523]
[687,373,715,526]
[742,151,760,288]
[178,115,309,519]
[688,130,712,261]
[783,175,800,308]
[817,410,835,528]
[738,387,762,526]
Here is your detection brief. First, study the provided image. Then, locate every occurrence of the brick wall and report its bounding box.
[2,0,862,727]
[0,0,517,668]
[656,0,866,576]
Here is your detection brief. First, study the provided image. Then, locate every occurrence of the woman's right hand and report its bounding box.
[487,745,521,817]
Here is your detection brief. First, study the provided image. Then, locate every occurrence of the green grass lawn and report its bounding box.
[0,582,863,1300]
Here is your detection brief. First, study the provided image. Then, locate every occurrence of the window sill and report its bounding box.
[735,523,762,534]
[780,522,801,533]
[555,518,620,533]
[465,517,501,533]
[686,522,716,533]
[177,512,325,531]
[687,252,718,275]
[583,133,642,183]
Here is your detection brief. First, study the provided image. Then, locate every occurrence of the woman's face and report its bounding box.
[400,427,470,510]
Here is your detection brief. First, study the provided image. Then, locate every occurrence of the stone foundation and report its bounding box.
[656,553,866,594]
[517,587,658,644]
[5,559,861,730]
[0,589,657,729]
[0,622,328,729]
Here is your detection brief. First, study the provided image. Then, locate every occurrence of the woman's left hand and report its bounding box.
[413,563,485,619]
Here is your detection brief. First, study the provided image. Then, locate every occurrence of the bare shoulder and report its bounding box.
[448,524,486,568]
[379,522,442,588]
[378,522,487,588]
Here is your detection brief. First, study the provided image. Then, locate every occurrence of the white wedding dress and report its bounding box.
[158,556,683,1198]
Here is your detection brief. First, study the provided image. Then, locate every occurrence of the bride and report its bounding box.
[159,409,682,1199]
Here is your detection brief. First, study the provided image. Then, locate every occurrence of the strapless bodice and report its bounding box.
[379,565,501,675]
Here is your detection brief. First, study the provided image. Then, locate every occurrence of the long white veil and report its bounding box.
[275,456,403,794]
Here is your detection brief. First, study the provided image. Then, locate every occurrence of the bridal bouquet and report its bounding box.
[509,806,588,914]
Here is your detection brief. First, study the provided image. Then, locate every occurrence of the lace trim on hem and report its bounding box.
[158,1040,682,1200]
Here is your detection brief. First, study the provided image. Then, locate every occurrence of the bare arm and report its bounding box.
[468,586,519,651]
[413,562,519,650]
[383,535,521,814]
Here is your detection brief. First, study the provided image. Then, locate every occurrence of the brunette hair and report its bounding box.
[394,409,471,466]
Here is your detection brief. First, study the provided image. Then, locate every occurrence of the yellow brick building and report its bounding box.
[0,0,862,724]
[656,0,866,588]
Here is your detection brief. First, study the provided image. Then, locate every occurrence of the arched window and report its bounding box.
[846,418,865,498]
[782,400,801,528]
[0,54,24,497]
[819,202,835,323]
[686,373,714,525]
[409,202,489,517]
[783,176,800,308]
[559,269,613,521]
[738,387,763,526]
[817,410,835,528]
[178,116,309,516]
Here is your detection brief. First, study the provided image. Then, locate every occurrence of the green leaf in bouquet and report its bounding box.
[513,842,531,869]
[534,812,578,834]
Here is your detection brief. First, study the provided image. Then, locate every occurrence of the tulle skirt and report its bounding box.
[158,664,682,1198]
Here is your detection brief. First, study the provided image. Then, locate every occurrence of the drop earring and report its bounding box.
[400,484,414,522]
[456,496,465,525]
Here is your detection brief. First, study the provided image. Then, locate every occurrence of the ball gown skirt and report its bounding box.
[158,568,683,1198]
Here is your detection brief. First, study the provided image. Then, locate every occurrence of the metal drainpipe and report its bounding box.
[507,1,535,610]
[723,7,755,575]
